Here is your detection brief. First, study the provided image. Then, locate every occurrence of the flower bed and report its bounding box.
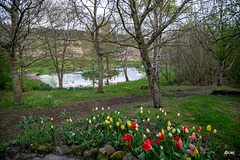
[0,107,222,160]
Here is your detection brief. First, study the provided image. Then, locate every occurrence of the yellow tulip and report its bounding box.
[51,118,53,121]
[51,125,53,129]
[186,157,191,160]
[161,129,164,135]
[127,121,131,127]
[168,121,171,126]
[110,118,113,122]
[121,125,125,130]
[157,115,159,119]
[178,113,180,116]
[116,122,120,126]
[192,132,195,136]
[207,125,211,131]
[105,119,110,125]
[48,95,51,98]
[191,149,199,156]
[110,125,112,129]
[93,117,96,120]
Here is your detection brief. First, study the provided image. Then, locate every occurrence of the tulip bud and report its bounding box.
[213,129,217,133]
[146,128,150,133]
[147,118,150,122]
[172,128,176,134]
[177,129,181,134]
[168,133,172,137]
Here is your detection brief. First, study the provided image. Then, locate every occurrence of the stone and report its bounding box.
[123,153,138,160]
[40,154,76,160]
[83,150,92,159]
[55,145,72,155]
[110,151,125,160]
[13,154,21,160]
[8,146,21,156]
[72,145,86,156]
[21,153,37,159]
[99,147,106,155]
[104,145,115,156]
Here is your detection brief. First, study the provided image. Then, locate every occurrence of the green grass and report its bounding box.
[117,95,240,153]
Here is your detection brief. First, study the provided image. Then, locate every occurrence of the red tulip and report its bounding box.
[142,139,152,150]
[123,134,132,142]
[128,142,131,149]
[158,133,165,141]
[131,123,138,130]
[174,136,181,141]
[154,140,160,144]
[175,141,183,149]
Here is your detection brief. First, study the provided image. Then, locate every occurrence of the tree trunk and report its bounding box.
[9,54,24,105]
[217,61,224,86]
[97,53,104,93]
[140,45,162,108]
[121,47,129,81]
[9,0,24,105]
[20,54,28,92]
[19,44,28,92]
[106,55,109,71]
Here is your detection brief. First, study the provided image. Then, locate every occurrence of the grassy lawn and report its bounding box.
[116,95,240,154]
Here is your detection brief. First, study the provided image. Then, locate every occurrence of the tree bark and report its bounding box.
[9,0,24,105]
[19,52,28,92]
[121,47,129,81]
[97,52,104,93]
[140,44,162,108]
[217,60,224,86]
[9,53,24,105]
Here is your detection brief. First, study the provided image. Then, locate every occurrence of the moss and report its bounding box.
[72,145,86,156]
[110,151,124,160]
[90,148,99,159]
[37,144,53,154]
[30,142,41,152]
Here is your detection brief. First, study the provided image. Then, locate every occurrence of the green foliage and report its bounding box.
[17,115,57,145]
[0,51,12,90]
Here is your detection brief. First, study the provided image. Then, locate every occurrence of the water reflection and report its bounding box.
[38,67,145,88]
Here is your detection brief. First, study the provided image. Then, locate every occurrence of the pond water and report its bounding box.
[38,67,145,88]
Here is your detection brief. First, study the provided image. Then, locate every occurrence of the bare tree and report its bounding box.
[117,0,191,108]
[0,0,44,105]
[40,1,76,88]
[71,0,115,93]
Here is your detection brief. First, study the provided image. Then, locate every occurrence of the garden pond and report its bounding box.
[38,67,145,88]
